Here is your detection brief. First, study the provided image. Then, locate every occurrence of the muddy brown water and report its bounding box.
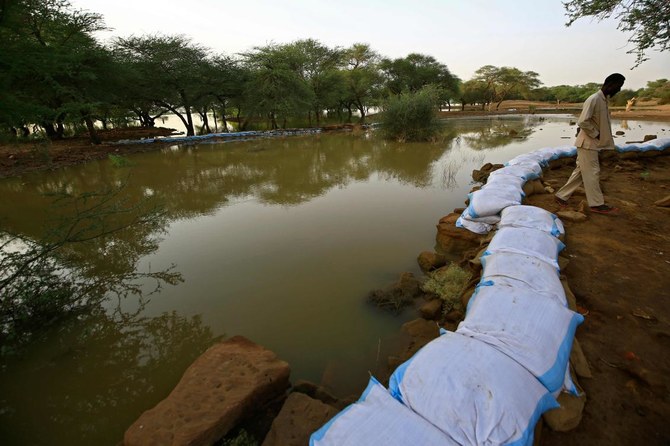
[0,116,668,445]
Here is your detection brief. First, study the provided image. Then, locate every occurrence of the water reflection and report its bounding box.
[0,309,215,445]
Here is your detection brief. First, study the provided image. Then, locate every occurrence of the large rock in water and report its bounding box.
[124,336,291,446]
[261,392,339,446]
[435,213,485,257]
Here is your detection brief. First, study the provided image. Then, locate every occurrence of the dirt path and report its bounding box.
[526,153,670,445]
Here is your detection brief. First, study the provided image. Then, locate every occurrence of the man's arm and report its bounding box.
[577,96,599,139]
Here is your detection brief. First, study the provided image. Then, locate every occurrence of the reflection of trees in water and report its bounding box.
[0,308,216,445]
[445,117,541,150]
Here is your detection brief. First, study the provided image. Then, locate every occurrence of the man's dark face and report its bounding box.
[604,81,624,97]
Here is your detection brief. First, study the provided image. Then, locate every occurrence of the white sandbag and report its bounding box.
[484,226,565,268]
[465,187,523,219]
[498,205,565,238]
[616,137,670,152]
[507,153,550,167]
[480,252,567,306]
[489,163,542,181]
[456,215,493,234]
[389,332,559,446]
[457,284,584,393]
[310,377,454,446]
[486,172,527,190]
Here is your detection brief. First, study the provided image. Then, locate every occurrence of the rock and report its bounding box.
[560,278,578,311]
[444,309,464,323]
[654,195,670,207]
[544,186,555,194]
[522,179,546,197]
[417,251,447,272]
[615,130,625,135]
[419,299,443,320]
[643,134,657,142]
[543,387,586,431]
[557,255,570,272]
[124,336,291,446]
[261,392,339,446]
[471,163,504,183]
[291,380,340,407]
[399,318,440,359]
[556,210,588,222]
[570,339,592,379]
[435,213,485,257]
[368,272,423,312]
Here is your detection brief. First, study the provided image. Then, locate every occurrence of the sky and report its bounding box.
[69,0,669,91]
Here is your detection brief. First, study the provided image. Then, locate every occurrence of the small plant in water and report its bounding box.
[108,153,133,167]
[421,263,471,313]
[640,171,650,180]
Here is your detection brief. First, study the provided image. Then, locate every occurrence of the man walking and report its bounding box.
[555,73,625,214]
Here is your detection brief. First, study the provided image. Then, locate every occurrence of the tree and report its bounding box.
[380,86,443,142]
[0,0,117,143]
[473,65,542,110]
[639,78,670,104]
[241,43,314,129]
[341,43,383,122]
[563,0,670,67]
[114,34,210,136]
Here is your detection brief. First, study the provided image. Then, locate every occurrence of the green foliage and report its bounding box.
[473,65,542,109]
[0,186,182,352]
[221,429,258,446]
[564,0,670,67]
[421,264,471,313]
[640,79,670,104]
[380,86,443,142]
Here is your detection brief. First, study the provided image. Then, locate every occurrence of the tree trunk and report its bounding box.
[200,109,211,134]
[315,108,321,126]
[212,108,218,133]
[56,119,65,139]
[356,103,366,123]
[42,122,57,139]
[83,113,101,145]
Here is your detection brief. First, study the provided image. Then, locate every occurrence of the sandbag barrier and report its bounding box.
[310,137,670,446]
[116,128,324,145]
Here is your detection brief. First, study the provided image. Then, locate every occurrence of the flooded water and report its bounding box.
[0,115,667,445]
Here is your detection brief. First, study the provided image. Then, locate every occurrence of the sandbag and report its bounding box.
[488,163,542,181]
[484,226,565,268]
[616,137,670,152]
[498,205,565,238]
[310,377,453,446]
[465,187,524,219]
[457,284,583,393]
[389,332,558,446]
[480,252,566,306]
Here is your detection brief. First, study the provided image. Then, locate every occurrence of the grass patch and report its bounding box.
[421,264,471,313]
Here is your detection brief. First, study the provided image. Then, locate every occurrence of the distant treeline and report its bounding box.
[1,1,668,143]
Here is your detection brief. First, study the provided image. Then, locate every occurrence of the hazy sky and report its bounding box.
[69,0,669,90]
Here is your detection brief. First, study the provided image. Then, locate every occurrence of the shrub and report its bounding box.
[421,264,471,313]
[380,86,443,142]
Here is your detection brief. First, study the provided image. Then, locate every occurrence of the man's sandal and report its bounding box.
[590,205,619,215]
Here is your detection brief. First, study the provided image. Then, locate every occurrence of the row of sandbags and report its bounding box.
[457,137,670,233]
[116,128,323,145]
[310,206,579,445]
[310,138,670,445]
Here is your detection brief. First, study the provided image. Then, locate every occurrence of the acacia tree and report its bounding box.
[114,34,210,136]
[380,53,460,110]
[0,0,116,143]
[564,0,670,67]
[340,43,383,122]
[241,43,314,129]
[473,65,542,110]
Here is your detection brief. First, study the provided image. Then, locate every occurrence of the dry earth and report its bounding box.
[529,152,670,445]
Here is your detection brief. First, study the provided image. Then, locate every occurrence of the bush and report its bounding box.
[421,264,471,313]
[380,86,443,142]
